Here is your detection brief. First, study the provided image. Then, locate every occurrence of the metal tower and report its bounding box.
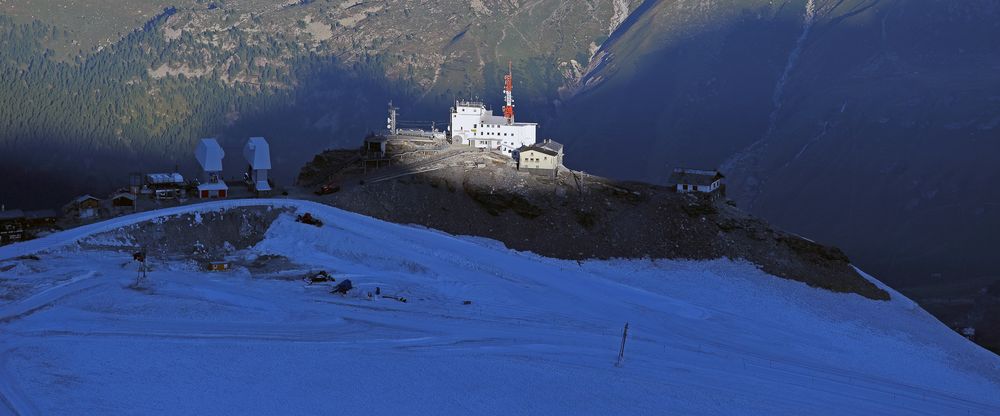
[503,61,514,125]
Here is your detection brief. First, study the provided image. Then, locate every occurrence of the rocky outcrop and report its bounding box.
[79,207,287,261]
[305,151,890,301]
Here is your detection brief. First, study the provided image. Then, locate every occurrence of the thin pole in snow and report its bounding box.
[615,322,629,367]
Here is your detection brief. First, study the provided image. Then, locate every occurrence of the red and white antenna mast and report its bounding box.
[503,61,514,125]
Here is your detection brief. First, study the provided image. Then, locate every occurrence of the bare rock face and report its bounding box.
[79,207,287,261]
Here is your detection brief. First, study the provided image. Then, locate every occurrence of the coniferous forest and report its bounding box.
[0,12,407,208]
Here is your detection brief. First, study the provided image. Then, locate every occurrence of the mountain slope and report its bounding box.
[549,0,1000,320]
[0,0,639,209]
[298,148,888,300]
[1,200,999,414]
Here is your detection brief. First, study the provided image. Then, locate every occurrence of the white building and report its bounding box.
[243,137,271,195]
[667,168,724,194]
[195,138,228,198]
[450,101,537,156]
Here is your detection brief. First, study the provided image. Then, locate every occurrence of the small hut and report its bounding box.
[110,192,137,214]
[516,139,564,177]
[667,168,725,194]
[64,195,101,219]
[207,261,230,271]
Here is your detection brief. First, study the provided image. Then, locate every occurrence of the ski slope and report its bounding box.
[1,199,999,415]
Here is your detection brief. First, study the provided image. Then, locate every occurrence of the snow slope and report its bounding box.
[1,199,999,415]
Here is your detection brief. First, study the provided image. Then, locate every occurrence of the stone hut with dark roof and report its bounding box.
[516,139,564,177]
[667,168,725,194]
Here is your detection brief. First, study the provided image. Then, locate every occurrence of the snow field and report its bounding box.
[0,199,998,415]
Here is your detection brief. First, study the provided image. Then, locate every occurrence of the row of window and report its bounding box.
[679,182,719,191]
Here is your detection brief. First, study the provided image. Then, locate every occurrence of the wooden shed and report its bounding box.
[64,195,101,219]
[207,261,230,271]
[111,192,137,214]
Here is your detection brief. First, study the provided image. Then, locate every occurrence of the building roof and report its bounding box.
[667,168,724,187]
[146,173,185,184]
[197,181,229,191]
[110,192,137,201]
[455,100,485,108]
[25,209,58,219]
[196,138,225,172]
[477,114,538,127]
[518,139,564,156]
[243,137,271,170]
[537,139,563,153]
[481,114,509,125]
[72,194,100,204]
[0,209,25,221]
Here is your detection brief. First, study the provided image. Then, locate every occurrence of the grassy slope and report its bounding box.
[0,0,179,57]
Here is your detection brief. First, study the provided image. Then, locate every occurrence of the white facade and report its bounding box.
[195,138,228,198]
[195,138,225,173]
[516,140,564,173]
[450,101,536,156]
[518,149,559,171]
[676,181,721,193]
[669,169,724,194]
[243,137,271,170]
[243,137,271,193]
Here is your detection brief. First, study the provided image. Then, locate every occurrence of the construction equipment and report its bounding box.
[295,212,323,227]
